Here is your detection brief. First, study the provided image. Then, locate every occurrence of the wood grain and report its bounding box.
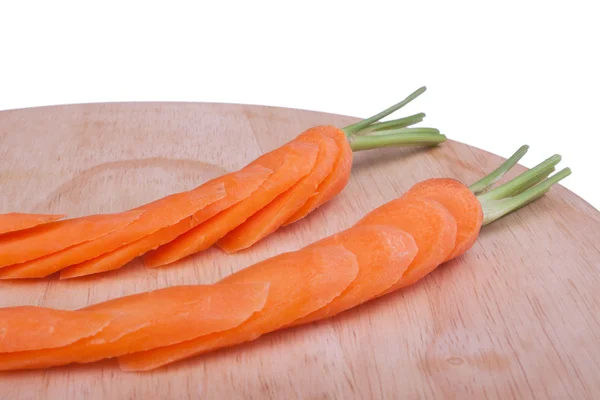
[0,103,599,400]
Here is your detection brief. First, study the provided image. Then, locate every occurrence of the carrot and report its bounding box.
[0,166,271,279]
[141,141,320,267]
[217,131,340,252]
[0,213,66,235]
[0,182,225,278]
[0,283,269,371]
[57,166,271,279]
[0,307,111,353]
[357,196,458,291]
[118,244,359,371]
[289,224,418,326]
[404,178,483,261]
[0,210,144,268]
[282,125,353,225]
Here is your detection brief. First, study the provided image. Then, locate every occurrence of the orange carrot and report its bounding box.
[0,210,143,268]
[118,244,359,371]
[0,183,225,278]
[283,126,353,225]
[57,166,271,279]
[217,130,340,252]
[0,283,269,371]
[0,166,271,279]
[357,196,457,291]
[0,307,111,353]
[289,224,418,326]
[0,213,66,235]
[142,141,320,268]
[404,178,483,261]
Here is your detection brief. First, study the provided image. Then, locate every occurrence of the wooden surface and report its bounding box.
[0,102,599,400]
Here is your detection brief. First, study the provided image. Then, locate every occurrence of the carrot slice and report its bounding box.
[0,210,143,268]
[54,166,273,279]
[0,213,66,235]
[404,178,483,261]
[290,224,418,326]
[119,244,359,371]
[357,196,457,292]
[0,182,226,279]
[283,126,353,225]
[0,307,111,353]
[143,141,319,268]
[217,135,339,252]
[0,283,269,371]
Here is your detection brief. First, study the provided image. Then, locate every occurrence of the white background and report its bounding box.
[1,0,598,209]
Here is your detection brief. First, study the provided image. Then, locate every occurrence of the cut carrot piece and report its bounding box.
[55,166,273,279]
[0,213,66,235]
[290,224,418,326]
[143,141,319,268]
[0,166,271,279]
[357,196,457,292]
[405,178,483,261]
[0,182,225,278]
[56,219,199,279]
[0,210,144,268]
[0,283,269,371]
[119,244,359,371]
[217,135,339,252]
[0,307,111,353]
[284,126,353,225]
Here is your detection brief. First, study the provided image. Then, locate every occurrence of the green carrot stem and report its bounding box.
[349,129,446,152]
[468,145,529,194]
[477,154,562,202]
[343,86,427,136]
[507,167,555,197]
[481,168,571,225]
[357,113,426,135]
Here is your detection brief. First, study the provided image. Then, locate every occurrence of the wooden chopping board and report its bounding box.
[0,102,599,400]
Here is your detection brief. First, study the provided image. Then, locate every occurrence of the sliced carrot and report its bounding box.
[55,219,199,279]
[142,141,319,268]
[0,182,225,279]
[118,244,359,371]
[0,213,66,235]
[404,178,483,261]
[357,196,457,292]
[0,307,111,353]
[0,210,144,268]
[283,126,353,225]
[0,283,269,371]
[290,224,418,326]
[53,166,273,279]
[217,135,339,252]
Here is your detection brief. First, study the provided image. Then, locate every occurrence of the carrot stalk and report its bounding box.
[468,145,530,194]
[342,86,427,136]
[509,167,555,196]
[349,129,446,152]
[477,154,562,202]
[480,167,571,226]
[356,113,426,135]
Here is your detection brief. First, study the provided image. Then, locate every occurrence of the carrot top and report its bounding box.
[467,146,570,226]
[341,86,447,151]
